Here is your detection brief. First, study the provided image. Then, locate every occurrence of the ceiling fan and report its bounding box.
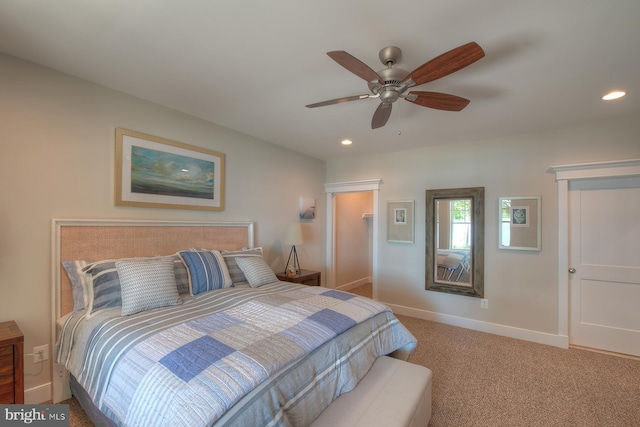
[305,42,485,129]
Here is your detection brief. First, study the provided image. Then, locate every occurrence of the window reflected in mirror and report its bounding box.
[435,198,472,286]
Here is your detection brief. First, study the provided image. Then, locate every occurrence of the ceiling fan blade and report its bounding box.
[405,91,470,111]
[371,103,392,129]
[305,94,371,108]
[327,51,382,83]
[403,42,485,87]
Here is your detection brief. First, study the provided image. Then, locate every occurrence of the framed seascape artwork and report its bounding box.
[115,128,225,210]
[387,200,415,244]
[498,196,541,251]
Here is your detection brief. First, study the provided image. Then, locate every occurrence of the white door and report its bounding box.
[569,176,640,356]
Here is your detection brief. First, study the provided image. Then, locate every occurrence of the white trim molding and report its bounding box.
[549,158,640,347]
[387,302,568,348]
[324,179,383,193]
[549,158,640,181]
[25,382,52,404]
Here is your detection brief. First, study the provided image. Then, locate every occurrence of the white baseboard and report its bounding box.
[336,277,371,292]
[25,382,51,404]
[386,302,569,349]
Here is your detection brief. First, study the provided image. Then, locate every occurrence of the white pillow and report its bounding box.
[116,257,181,316]
[235,256,278,288]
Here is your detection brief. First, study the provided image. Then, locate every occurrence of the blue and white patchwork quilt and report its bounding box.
[56,282,416,426]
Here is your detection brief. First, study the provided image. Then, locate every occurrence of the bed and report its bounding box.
[51,219,419,426]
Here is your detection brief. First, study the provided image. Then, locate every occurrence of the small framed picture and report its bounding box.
[299,197,316,219]
[511,206,529,226]
[394,207,407,224]
[387,200,414,243]
[499,196,541,250]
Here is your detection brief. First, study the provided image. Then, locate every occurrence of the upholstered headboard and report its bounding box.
[51,218,254,328]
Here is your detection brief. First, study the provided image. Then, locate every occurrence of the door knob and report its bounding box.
[568,268,576,273]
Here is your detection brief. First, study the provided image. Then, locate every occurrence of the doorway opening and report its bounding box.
[335,192,374,292]
[324,179,381,298]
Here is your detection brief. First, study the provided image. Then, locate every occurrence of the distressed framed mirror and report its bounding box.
[425,187,484,298]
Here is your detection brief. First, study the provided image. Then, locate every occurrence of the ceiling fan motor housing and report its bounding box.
[371,66,409,103]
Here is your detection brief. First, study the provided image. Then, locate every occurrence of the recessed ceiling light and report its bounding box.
[602,91,626,101]
[341,139,352,146]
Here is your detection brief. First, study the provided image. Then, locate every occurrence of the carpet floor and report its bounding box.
[62,283,640,426]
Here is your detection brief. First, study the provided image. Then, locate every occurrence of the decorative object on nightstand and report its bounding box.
[284,222,303,277]
[0,320,24,404]
[277,269,321,286]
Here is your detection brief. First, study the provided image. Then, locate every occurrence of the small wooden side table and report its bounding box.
[276,269,321,286]
[0,320,24,404]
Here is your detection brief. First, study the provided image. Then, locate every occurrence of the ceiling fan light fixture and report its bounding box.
[602,90,626,100]
[380,90,400,103]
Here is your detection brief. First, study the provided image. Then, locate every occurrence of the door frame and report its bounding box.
[324,179,382,295]
[550,159,640,347]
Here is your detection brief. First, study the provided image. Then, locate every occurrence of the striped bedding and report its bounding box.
[56,281,416,426]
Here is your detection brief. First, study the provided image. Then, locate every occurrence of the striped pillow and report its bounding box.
[61,260,91,312]
[221,247,263,285]
[116,257,181,316]
[170,254,191,295]
[179,250,232,295]
[82,260,122,318]
[235,256,278,288]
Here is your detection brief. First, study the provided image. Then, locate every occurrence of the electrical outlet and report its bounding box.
[33,344,49,363]
[481,299,489,309]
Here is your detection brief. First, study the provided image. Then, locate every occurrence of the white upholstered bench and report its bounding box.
[311,356,433,427]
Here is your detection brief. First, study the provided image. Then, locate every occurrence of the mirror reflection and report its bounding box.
[435,198,472,286]
[426,187,484,298]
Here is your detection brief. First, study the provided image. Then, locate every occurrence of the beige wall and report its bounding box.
[335,192,373,288]
[327,114,640,338]
[0,53,326,399]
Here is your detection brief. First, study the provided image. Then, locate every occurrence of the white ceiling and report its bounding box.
[1,1,638,160]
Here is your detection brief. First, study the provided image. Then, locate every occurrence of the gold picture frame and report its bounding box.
[115,128,225,210]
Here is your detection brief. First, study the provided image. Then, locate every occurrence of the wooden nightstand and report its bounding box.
[0,320,24,404]
[276,269,321,286]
